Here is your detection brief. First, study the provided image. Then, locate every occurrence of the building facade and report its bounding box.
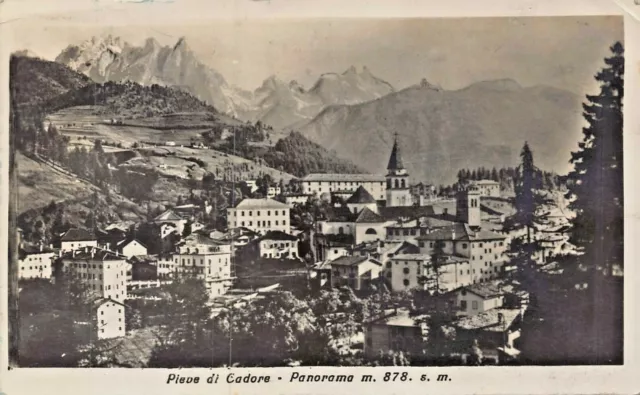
[227,198,291,234]
[94,298,126,339]
[18,244,56,280]
[60,247,128,303]
[298,173,387,201]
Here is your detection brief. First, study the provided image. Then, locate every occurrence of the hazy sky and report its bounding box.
[8,15,623,94]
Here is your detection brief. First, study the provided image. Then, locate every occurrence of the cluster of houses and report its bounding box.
[17,134,573,362]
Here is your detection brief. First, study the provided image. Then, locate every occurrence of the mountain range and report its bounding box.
[298,80,584,184]
[55,36,395,129]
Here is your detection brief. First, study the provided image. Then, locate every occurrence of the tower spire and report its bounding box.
[387,132,405,171]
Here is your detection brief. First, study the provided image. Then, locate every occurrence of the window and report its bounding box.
[472,301,478,310]
[460,300,467,310]
[403,267,410,274]
[257,211,260,216]
[419,241,425,248]
[403,279,410,287]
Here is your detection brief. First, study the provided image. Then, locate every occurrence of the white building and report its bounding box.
[60,228,98,253]
[454,283,506,316]
[116,239,148,259]
[470,179,501,198]
[172,234,234,297]
[328,255,383,291]
[298,173,387,201]
[256,230,300,259]
[60,247,128,303]
[93,298,126,339]
[153,210,188,235]
[227,198,291,234]
[18,244,56,280]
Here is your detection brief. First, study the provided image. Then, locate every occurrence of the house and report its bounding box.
[173,234,233,291]
[156,254,178,279]
[116,238,148,258]
[298,173,387,201]
[387,253,470,293]
[470,179,501,198]
[327,255,383,291]
[59,247,128,303]
[215,227,261,249]
[227,198,291,234]
[415,224,508,286]
[18,244,56,280]
[452,307,524,358]
[128,256,158,281]
[454,282,506,316]
[60,228,97,252]
[153,210,187,235]
[363,308,427,357]
[93,298,127,339]
[243,180,258,193]
[315,234,353,262]
[256,230,299,260]
[385,216,454,243]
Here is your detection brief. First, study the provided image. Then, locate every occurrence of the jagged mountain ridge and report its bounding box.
[55,36,395,128]
[298,79,584,185]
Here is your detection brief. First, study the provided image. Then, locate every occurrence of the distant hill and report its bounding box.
[261,131,365,177]
[54,36,395,128]
[10,55,92,106]
[298,80,583,184]
[237,66,395,129]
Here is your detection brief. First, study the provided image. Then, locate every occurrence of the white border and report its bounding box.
[0,1,638,394]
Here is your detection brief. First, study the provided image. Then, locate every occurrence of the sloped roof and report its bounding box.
[181,233,228,246]
[63,247,126,261]
[330,255,381,267]
[324,206,357,222]
[355,207,386,223]
[91,297,127,311]
[416,223,506,242]
[117,238,147,250]
[233,198,289,210]
[453,308,521,331]
[378,205,435,221]
[60,228,96,242]
[387,137,405,171]
[260,230,298,242]
[460,282,505,299]
[299,173,386,182]
[346,186,377,204]
[154,210,184,222]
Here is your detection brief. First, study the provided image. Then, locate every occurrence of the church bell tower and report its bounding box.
[385,133,413,207]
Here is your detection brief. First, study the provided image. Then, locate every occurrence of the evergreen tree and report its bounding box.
[566,42,624,272]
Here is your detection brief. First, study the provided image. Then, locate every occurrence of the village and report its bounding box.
[16,133,579,366]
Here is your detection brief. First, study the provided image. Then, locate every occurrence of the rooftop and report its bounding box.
[299,173,386,182]
[153,210,184,222]
[471,179,500,186]
[355,207,386,223]
[232,198,289,210]
[387,136,405,171]
[62,247,127,262]
[260,230,298,242]
[346,186,377,204]
[60,228,96,242]
[416,223,506,242]
[453,308,521,331]
[460,282,505,299]
[330,255,381,267]
[19,244,56,256]
[378,205,436,221]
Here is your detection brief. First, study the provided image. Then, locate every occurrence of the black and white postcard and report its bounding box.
[0,0,638,394]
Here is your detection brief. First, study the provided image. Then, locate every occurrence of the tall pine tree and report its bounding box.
[566,42,624,272]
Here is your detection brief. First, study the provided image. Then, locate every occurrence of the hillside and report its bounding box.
[261,131,365,177]
[298,80,583,184]
[44,81,217,119]
[10,55,92,106]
